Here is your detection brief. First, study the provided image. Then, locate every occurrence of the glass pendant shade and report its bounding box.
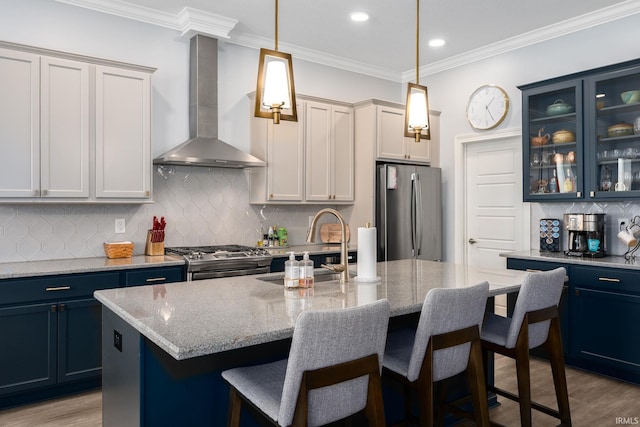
[255,48,298,123]
[404,82,431,141]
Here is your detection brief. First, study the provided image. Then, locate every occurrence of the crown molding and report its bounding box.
[403,0,640,82]
[56,0,640,84]
[230,32,401,82]
[54,0,237,39]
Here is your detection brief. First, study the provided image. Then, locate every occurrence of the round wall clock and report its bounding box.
[466,85,509,130]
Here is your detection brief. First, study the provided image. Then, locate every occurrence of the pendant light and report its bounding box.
[404,0,430,142]
[254,0,297,124]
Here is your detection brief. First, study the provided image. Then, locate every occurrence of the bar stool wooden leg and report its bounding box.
[515,345,533,427]
[468,340,491,427]
[227,386,242,427]
[546,318,572,426]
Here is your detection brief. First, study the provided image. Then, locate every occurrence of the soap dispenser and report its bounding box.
[299,251,314,288]
[284,252,300,288]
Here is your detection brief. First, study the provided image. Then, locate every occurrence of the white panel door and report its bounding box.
[95,65,151,199]
[0,48,40,197]
[465,137,524,313]
[40,56,90,198]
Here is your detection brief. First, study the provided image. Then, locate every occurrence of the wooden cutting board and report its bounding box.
[320,223,350,243]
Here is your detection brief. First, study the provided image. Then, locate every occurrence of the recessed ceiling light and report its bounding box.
[429,38,445,47]
[350,12,370,22]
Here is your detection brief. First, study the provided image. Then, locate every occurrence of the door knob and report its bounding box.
[468,238,477,244]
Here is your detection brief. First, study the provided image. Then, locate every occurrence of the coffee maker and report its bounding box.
[563,213,606,257]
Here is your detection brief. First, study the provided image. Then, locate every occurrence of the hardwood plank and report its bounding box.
[1,355,638,426]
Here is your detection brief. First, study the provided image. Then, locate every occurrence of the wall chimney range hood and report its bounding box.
[154,35,264,169]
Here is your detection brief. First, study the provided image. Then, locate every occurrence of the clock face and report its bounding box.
[466,85,509,130]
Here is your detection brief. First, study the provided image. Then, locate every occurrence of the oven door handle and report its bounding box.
[190,266,270,281]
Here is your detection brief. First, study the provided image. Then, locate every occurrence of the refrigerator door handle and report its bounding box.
[415,173,423,256]
[411,172,418,257]
[379,166,388,260]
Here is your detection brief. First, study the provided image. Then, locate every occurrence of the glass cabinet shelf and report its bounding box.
[520,58,640,201]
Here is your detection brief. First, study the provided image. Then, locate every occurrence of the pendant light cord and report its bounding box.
[415,0,419,84]
[275,0,279,51]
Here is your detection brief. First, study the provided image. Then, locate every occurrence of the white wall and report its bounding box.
[0,0,400,261]
[425,13,640,260]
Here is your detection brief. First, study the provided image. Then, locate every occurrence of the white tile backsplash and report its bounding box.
[0,166,335,262]
[532,201,640,256]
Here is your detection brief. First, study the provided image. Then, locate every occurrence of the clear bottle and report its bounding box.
[549,169,558,193]
[284,252,300,288]
[268,226,275,247]
[563,168,573,192]
[298,251,314,288]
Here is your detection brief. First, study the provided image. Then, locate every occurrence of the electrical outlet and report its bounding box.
[113,330,122,352]
[618,217,628,231]
[115,218,126,234]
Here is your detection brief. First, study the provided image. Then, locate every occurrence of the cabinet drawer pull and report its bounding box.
[598,277,621,283]
[59,303,65,312]
[145,277,167,283]
[525,269,542,272]
[46,286,71,291]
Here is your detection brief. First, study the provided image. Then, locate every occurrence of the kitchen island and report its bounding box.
[95,259,529,426]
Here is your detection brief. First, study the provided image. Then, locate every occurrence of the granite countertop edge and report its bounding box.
[94,260,529,361]
[502,250,640,271]
[0,255,185,280]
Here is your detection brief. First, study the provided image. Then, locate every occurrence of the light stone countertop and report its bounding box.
[0,255,185,280]
[94,259,529,361]
[503,250,640,271]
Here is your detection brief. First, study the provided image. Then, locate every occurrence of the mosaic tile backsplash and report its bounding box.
[532,201,640,257]
[0,166,334,262]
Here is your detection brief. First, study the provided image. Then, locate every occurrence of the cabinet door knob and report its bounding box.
[468,238,477,244]
[59,303,66,312]
[576,191,582,198]
[42,189,48,196]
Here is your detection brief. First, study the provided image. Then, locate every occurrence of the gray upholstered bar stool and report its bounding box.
[382,281,491,427]
[221,299,391,427]
[481,266,571,427]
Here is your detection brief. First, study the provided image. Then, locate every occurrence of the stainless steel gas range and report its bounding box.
[165,245,272,281]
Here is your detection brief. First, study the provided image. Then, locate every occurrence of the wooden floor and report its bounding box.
[1,356,639,426]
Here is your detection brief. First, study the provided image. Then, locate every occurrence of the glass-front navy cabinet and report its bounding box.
[520,58,640,202]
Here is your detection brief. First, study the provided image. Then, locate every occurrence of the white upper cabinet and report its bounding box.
[250,101,305,203]
[250,95,354,204]
[95,65,151,199]
[305,101,354,202]
[0,48,40,197]
[0,42,154,203]
[41,56,90,198]
[377,104,431,164]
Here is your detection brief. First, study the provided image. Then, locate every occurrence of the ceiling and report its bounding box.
[57,0,640,81]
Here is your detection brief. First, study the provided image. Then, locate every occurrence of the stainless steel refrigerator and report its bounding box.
[376,163,442,261]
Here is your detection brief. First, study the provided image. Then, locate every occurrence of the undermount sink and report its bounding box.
[258,272,341,285]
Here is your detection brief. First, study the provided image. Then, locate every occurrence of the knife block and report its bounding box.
[145,230,165,256]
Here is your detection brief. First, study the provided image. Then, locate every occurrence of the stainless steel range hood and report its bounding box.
[154,35,264,168]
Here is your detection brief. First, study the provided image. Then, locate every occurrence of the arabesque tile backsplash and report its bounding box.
[532,201,640,257]
[0,166,331,262]
[2,164,639,263]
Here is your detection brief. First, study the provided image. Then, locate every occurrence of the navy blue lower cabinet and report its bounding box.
[58,298,103,383]
[571,287,640,383]
[0,303,57,396]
